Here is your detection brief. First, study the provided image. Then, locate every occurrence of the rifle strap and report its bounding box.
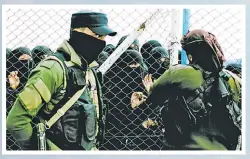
[45,72,89,129]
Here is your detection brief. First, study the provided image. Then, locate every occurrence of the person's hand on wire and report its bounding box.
[142,118,158,129]
[143,74,153,93]
[131,92,147,109]
[8,71,20,90]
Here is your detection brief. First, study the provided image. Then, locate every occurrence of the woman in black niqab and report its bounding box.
[103,50,149,150]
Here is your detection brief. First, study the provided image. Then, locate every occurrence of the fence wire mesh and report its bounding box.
[5,7,243,151]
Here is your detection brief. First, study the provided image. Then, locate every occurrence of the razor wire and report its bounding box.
[5,7,243,151]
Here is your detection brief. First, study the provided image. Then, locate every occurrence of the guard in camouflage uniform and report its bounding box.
[131,29,241,150]
[7,10,117,150]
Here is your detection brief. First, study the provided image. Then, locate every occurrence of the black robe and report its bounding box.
[102,50,152,150]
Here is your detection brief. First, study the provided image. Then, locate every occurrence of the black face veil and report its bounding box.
[147,46,170,79]
[109,50,147,92]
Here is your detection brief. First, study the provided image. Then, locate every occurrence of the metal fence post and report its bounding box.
[181,9,190,64]
[169,9,183,65]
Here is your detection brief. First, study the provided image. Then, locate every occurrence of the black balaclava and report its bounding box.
[116,35,140,52]
[68,31,106,67]
[140,40,162,59]
[8,47,32,89]
[31,45,53,66]
[103,44,115,55]
[97,51,109,66]
[147,46,170,79]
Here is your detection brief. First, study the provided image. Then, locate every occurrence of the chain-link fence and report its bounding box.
[5,6,243,151]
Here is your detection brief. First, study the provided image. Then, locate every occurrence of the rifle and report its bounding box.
[36,123,47,151]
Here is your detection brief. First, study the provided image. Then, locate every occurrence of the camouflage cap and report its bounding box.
[71,10,117,36]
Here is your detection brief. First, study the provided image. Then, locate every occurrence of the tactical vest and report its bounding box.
[38,51,107,150]
[160,64,241,150]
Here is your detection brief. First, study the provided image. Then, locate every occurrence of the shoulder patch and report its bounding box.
[18,85,42,111]
[40,56,67,89]
[33,78,52,103]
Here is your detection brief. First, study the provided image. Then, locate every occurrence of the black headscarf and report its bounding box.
[7,47,32,89]
[105,49,148,106]
[146,46,170,79]
[140,40,162,59]
[6,48,12,59]
[116,35,140,52]
[103,44,115,55]
[31,45,53,67]
[97,51,109,66]
[110,50,147,83]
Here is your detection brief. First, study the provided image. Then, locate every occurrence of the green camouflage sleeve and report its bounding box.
[6,59,64,150]
[228,76,241,107]
[147,65,203,105]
